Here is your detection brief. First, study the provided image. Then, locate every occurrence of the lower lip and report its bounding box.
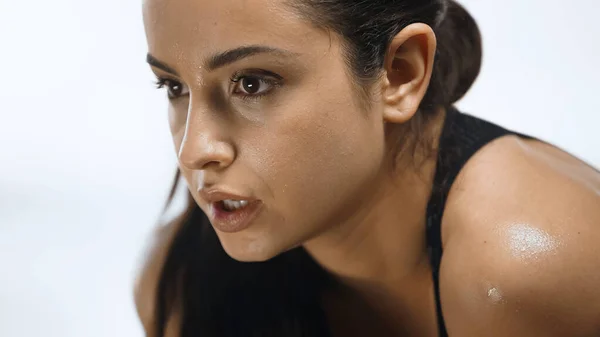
[209,200,263,233]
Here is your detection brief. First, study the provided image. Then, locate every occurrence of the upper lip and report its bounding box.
[197,188,256,204]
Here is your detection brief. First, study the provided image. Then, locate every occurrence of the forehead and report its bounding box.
[143,0,325,66]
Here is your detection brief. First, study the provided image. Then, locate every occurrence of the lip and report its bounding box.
[198,188,263,233]
[210,200,263,233]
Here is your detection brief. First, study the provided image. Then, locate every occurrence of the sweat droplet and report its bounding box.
[506,223,559,261]
[487,287,503,304]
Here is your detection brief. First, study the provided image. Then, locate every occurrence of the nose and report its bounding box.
[177,111,235,171]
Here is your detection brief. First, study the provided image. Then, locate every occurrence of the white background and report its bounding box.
[0,0,598,336]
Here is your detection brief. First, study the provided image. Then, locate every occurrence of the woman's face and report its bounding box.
[143,0,390,261]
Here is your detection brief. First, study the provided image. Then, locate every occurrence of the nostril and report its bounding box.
[176,130,235,170]
[203,160,224,170]
[177,145,222,170]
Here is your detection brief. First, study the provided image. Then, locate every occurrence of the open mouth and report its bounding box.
[210,198,263,233]
[217,199,250,212]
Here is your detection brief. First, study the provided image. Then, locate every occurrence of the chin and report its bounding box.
[217,233,287,263]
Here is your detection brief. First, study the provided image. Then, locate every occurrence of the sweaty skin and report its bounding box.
[136,0,600,336]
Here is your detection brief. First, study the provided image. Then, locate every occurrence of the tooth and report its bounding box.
[223,200,236,210]
[222,199,249,211]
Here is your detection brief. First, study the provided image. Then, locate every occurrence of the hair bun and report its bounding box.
[431,0,482,105]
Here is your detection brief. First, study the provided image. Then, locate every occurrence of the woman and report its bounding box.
[136,0,600,336]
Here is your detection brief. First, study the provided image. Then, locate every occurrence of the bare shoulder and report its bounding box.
[134,212,187,337]
[439,135,600,336]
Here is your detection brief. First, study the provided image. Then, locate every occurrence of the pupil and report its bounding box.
[243,78,260,94]
[170,83,181,96]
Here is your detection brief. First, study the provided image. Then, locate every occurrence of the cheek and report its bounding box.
[168,102,188,151]
[255,92,386,228]
[168,102,197,197]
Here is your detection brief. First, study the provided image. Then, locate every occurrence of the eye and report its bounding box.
[155,78,190,99]
[233,77,267,95]
[230,71,282,98]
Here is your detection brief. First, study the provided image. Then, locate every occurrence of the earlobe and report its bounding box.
[381,23,437,124]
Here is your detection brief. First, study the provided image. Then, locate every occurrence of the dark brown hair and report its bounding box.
[288,0,481,109]
[153,1,481,336]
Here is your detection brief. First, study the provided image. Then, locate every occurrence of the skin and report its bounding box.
[136,0,600,336]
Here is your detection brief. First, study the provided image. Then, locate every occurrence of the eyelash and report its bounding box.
[154,78,187,100]
[229,70,282,101]
[153,70,282,101]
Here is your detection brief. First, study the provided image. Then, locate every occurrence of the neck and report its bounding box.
[302,109,446,334]
[303,158,435,289]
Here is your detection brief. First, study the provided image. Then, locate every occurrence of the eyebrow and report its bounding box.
[146,45,297,75]
[146,53,179,76]
[205,45,297,71]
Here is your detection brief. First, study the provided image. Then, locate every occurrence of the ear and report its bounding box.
[381,23,437,124]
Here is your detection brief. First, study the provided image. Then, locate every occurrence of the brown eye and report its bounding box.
[232,75,276,97]
[155,78,189,99]
[240,77,261,94]
[167,80,189,99]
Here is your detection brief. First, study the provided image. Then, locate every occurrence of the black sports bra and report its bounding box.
[425,107,532,336]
